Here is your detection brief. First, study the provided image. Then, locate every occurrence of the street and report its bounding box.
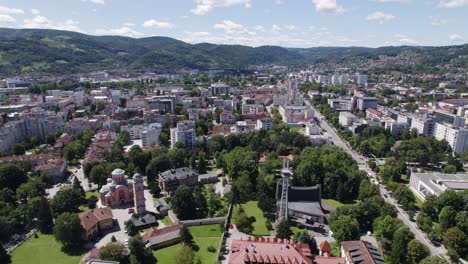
[304,98,447,257]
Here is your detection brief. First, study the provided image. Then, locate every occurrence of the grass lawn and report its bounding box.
[290,225,306,236]
[414,194,424,209]
[153,224,222,264]
[160,215,173,226]
[323,199,357,209]
[234,201,270,236]
[11,232,86,264]
[85,191,99,199]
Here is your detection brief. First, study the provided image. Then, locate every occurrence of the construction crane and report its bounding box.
[276,160,293,222]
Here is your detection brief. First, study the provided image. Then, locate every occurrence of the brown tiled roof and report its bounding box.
[79,207,113,231]
[319,241,331,254]
[142,222,184,242]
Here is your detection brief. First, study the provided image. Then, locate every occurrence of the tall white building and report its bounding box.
[434,123,468,154]
[338,74,349,86]
[256,118,273,131]
[411,115,436,136]
[142,125,161,149]
[170,120,197,150]
[356,75,368,86]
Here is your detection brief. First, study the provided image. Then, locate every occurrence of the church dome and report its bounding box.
[112,168,125,175]
[133,173,143,181]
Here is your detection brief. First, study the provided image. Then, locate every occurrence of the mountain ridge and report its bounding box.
[0,27,466,77]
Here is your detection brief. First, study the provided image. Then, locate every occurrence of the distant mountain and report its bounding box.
[0,28,466,77]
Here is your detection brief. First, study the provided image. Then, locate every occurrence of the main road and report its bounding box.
[303,97,447,257]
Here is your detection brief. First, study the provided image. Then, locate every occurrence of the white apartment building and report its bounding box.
[210,82,231,95]
[170,120,197,150]
[410,115,436,136]
[256,118,273,131]
[339,112,357,127]
[434,123,468,154]
[357,97,378,111]
[142,125,161,149]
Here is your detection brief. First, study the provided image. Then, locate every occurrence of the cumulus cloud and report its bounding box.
[96,27,144,38]
[271,24,282,34]
[449,34,464,42]
[377,0,410,2]
[399,38,418,45]
[312,0,345,14]
[191,0,251,15]
[0,6,24,14]
[213,20,253,35]
[142,19,174,29]
[438,0,468,8]
[23,15,82,32]
[366,11,395,23]
[31,9,40,15]
[0,14,16,23]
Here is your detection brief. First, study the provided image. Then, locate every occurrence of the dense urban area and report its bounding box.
[0,29,467,264]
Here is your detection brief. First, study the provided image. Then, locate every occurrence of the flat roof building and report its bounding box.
[410,172,468,200]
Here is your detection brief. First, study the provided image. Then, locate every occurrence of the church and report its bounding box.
[99,168,146,214]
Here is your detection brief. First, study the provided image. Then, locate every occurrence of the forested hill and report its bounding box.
[0,28,466,77]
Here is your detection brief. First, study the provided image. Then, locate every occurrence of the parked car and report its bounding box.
[128,208,135,214]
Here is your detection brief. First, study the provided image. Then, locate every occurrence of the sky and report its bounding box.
[0,0,466,48]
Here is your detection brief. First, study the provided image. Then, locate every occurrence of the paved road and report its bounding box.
[304,98,447,257]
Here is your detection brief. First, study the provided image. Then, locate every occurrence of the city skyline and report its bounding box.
[0,0,466,48]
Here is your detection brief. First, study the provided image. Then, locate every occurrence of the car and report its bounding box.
[383,194,388,198]
[128,208,135,214]
[124,230,128,234]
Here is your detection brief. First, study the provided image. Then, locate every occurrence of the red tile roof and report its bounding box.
[141,222,184,243]
[79,207,113,231]
[227,237,313,264]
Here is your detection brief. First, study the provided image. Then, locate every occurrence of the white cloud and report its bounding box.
[430,16,447,26]
[96,27,144,38]
[31,9,40,15]
[271,24,282,34]
[312,0,345,14]
[285,24,297,30]
[438,0,468,8]
[0,14,15,23]
[377,0,410,2]
[275,0,285,4]
[366,11,395,23]
[0,6,24,14]
[449,34,464,42]
[213,20,253,35]
[399,37,418,45]
[191,0,251,15]
[23,15,82,32]
[142,19,174,29]
[82,0,105,5]
[123,22,135,27]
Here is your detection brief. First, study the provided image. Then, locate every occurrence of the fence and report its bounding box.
[6,228,37,253]
[180,217,226,227]
[216,202,234,261]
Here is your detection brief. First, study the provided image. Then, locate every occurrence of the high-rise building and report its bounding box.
[170,120,197,149]
[434,123,468,154]
[356,74,368,86]
[410,115,436,136]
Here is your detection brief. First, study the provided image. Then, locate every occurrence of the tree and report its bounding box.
[99,242,128,262]
[16,177,46,202]
[193,186,208,218]
[421,195,439,221]
[447,248,459,264]
[37,197,54,233]
[125,220,137,237]
[393,184,415,211]
[62,141,85,161]
[437,190,463,211]
[234,206,253,234]
[180,226,193,245]
[0,163,28,191]
[330,215,360,242]
[72,177,85,196]
[0,243,11,264]
[50,186,85,215]
[146,155,171,182]
[443,227,467,257]
[416,213,433,233]
[391,226,415,264]
[358,180,380,200]
[89,164,108,188]
[12,143,25,155]
[174,245,194,264]
[88,195,98,209]
[407,240,430,264]
[455,211,468,233]
[197,152,207,174]
[46,134,57,145]
[420,256,450,264]
[54,212,84,247]
[276,220,293,239]
[439,206,456,232]
[171,185,196,220]
[295,231,318,255]
[128,236,156,264]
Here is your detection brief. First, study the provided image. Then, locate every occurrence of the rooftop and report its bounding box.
[411,172,468,195]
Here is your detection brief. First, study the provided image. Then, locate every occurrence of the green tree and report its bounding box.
[62,141,85,161]
[437,190,463,211]
[420,256,450,264]
[0,163,28,191]
[358,180,380,200]
[234,207,253,234]
[455,211,468,233]
[125,220,137,236]
[16,177,46,202]
[407,240,430,264]
[0,243,11,264]
[50,186,85,215]
[421,195,439,221]
[416,212,433,233]
[330,215,360,242]
[197,152,207,174]
[89,164,108,188]
[54,212,84,247]
[171,185,196,220]
[439,206,456,232]
[37,197,54,233]
[179,226,194,245]
[99,242,128,262]
[393,184,415,211]
[174,245,194,264]
[128,236,156,264]
[146,154,171,182]
[12,143,25,155]
[276,220,293,239]
[443,227,467,257]
[391,226,415,264]
[295,231,318,255]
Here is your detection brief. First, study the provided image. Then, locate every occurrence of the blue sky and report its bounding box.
[0,0,466,47]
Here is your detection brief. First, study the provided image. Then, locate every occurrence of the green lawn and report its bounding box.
[290,225,306,236]
[234,201,270,236]
[160,215,173,226]
[323,199,358,209]
[85,191,99,199]
[11,232,86,264]
[153,224,222,264]
[414,194,424,209]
